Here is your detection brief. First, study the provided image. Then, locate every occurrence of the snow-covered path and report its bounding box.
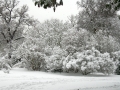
[0,68,120,90]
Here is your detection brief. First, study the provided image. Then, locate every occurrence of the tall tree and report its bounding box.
[0,0,35,58]
[76,0,120,52]
[67,15,78,27]
[77,0,120,35]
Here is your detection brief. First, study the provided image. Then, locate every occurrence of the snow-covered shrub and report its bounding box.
[62,48,100,74]
[45,55,63,72]
[76,53,100,75]
[82,50,115,75]
[66,59,79,73]
[11,53,21,65]
[44,46,67,72]
[52,46,67,56]
[116,64,120,75]
[12,47,45,70]
[44,46,52,56]
[112,51,120,62]
[62,47,115,75]
[24,52,45,71]
[62,53,79,73]
[80,57,96,75]
[0,56,12,70]
[11,46,29,67]
[98,53,115,75]
[112,51,120,75]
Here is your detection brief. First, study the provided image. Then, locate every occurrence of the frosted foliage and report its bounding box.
[44,46,67,72]
[24,52,45,71]
[45,46,66,56]
[66,63,71,69]
[0,56,12,70]
[45,55,63,72]
[81,66,87,71]
[112,51,120,61]
[44,46,53,56]
[62,55,79,73]
[12,44,45,71]
[62,47,115,75]
[112,51,120,74]
[65,45,76,54]
[52,46,64,56]
[61,28,96,51]
[13,61,25,68]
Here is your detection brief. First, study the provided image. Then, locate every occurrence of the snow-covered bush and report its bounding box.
[44,46,53,56]
[98,53,115,75]
[44,46,67,72]
[45,55,63,72]
[0,56,12,70]
[11,45,29,67]
[11,53,21,65]
[112,51,120,75]
[52,46,67,56]
[23,51,45,71]
[12,45,45,71]
[62,53,79,73]
[116,63,120,75]
[112,51,120,61]
[75,50,100,75]
[62,47,115,75]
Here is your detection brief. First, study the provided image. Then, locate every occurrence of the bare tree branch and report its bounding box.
[14,37,24,41]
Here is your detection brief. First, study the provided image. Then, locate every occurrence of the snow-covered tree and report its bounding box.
[95,30,120,53]
[0,0,35,59]
[61,28,97,52]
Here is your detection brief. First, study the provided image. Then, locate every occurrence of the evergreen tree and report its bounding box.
[34,0,63,12]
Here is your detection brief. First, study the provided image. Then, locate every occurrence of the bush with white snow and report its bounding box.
[63,47,115,75]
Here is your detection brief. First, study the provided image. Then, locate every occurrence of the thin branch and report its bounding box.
[14,37,24,41]
[12,17,22,40]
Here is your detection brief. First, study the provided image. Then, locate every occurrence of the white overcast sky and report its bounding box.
[18,0,81,22]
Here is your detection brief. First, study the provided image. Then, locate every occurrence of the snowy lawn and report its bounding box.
[0,68,120,90]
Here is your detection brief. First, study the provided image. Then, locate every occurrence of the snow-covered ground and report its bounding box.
[0,68,120,90]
